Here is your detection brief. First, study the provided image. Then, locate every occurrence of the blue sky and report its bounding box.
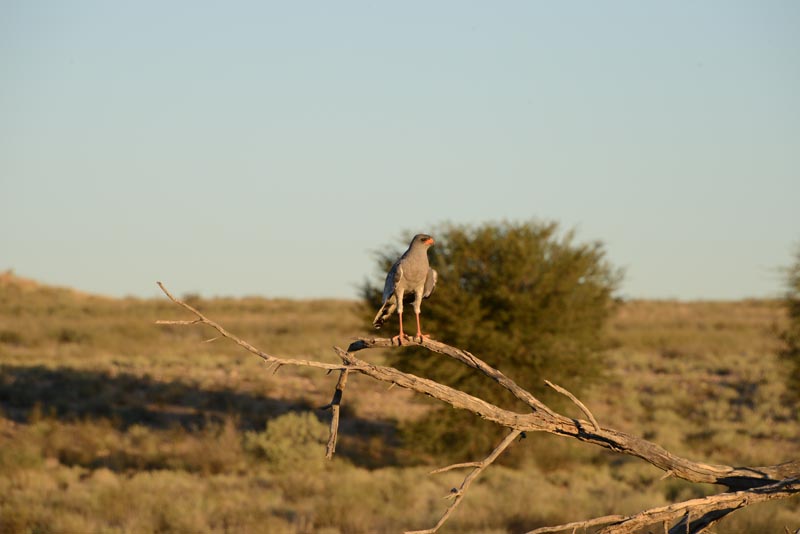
[1,1,798,300]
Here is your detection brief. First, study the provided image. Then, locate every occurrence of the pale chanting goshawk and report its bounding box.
[372,234,437,345]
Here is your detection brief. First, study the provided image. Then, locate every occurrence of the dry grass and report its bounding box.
[1,273,798,533]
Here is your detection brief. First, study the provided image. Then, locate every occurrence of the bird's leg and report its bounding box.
[392,292,406,345]
[413,293,430,342]
[415,312,429,341]
[392,311,405,345]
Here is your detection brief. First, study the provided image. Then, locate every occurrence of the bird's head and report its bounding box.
[412,234,435,248]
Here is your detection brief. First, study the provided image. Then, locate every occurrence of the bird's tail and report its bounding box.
[372,297,397,329]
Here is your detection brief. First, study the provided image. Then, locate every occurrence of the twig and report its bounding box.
[405,429,523,534]
[430,462,481,474]
[155,282,363,373]
[526,514,626,533]
[544,379,600,432]
[320,368,349,459]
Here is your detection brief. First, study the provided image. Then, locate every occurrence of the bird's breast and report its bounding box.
[399,264,428,287]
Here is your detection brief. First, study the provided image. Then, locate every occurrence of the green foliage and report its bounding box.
[362,220,622,461]
[780,246,800,399]
[244,411,329,473]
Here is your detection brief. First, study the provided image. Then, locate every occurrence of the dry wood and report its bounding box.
[320,369,349,459]
[406,429,522,534]
[155,282,366,373]
[530,478,800,534]
[526,514,626,534]
[544,379,600,432]
[601,477,800,534]
[344,337,799,491]
[348,336,557,417]
[156,282,800,534]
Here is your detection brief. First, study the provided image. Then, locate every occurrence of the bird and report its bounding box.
[373,234,437,345]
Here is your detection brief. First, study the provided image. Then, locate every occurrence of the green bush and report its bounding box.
[362,220,622,461]
[244,411,329,473]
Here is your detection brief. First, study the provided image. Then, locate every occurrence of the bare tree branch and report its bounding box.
[598,478,800,534]
[320,369,349,459]
[156,282,800,534]
[526,514,626,534]
[544,379,600,432]
[430,462,482,474]
[405,429,523,534]
[155,281,365,373]
[345,337,799,491]
[348,336,558,417]
[528,479,800,534]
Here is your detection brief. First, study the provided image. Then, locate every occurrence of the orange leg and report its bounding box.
[415,312,430,341]
[392,311,405,345]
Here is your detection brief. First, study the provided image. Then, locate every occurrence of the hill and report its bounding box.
[1,274,797,533]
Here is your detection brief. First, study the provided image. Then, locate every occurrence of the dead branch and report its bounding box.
[348,336,558,417]
[544,379,600,432]
[156,282,800,534]
[155,281,365,373]
[528,478,800,534]
[406,429,522,534]
[430,462,481,474]
[320,369,349,459]
[345,337,799,491]
[526,514,626,534]
[601,478,800,534]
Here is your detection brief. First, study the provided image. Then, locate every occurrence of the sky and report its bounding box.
[1,1,798,301]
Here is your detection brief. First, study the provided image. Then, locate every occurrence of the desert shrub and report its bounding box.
[780,246,800,401]
[52,326,91,345]
[0,329,23,346]
[244,411,328,473]
[362,220,622,461]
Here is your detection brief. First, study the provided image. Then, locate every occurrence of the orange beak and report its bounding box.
[425,237,435,245]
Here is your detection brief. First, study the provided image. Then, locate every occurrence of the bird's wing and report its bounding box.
[423,268,437,299]
[374,261,403,329]
[381,261,403,303]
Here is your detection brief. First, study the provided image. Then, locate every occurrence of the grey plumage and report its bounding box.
[372,234,437,340]
[373,264,437,329]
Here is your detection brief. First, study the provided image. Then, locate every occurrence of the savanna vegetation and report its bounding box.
[781,247,800,399]
[1,270,798,533]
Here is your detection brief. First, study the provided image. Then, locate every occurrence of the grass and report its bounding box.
[0,271,798,533]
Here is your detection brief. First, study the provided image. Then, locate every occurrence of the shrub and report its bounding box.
[0,330,23,346]
[780,246,800,400]
[244,411,329,473]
